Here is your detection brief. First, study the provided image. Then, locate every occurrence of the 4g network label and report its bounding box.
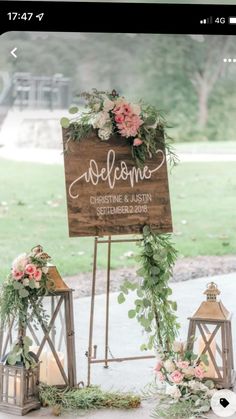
[63,133,172,237]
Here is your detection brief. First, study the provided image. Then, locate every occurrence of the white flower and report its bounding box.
[42,266,49,274]
[92,111,110,129]
[188,380,208,392]
[12,253,28,271]
[23,278,29,286]
[130,103,141,115]
[93,103,101,112]
[163,360,175,373]
[103,98,114,112]
[98,124,113,141]
[35,281,40,289]
[207,389,218,397]
[166,385,181,400]
[173,341,184,353]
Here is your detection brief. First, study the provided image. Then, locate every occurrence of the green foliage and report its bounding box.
[39,384,141,414]
[151,398,210,419]
[7,336,37,370]
[144,381,213,419]
[118,226,180,351]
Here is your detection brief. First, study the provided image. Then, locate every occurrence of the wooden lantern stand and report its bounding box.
[86,236,155,386]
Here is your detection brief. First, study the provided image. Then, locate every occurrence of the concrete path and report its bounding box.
[1,272,236,418]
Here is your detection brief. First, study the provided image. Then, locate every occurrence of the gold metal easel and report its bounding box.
[86,236,155,386]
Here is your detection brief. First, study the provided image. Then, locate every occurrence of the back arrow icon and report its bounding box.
[11,47,17,58]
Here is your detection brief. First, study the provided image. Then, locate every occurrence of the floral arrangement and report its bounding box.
[149,341,217,418]
[0,245,52,331]
[60,89,177,167]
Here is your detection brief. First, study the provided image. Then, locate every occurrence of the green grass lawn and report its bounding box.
[176,141,236,154]
[0,158,235,280]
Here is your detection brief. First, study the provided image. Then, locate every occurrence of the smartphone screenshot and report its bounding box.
[0,2,235,418]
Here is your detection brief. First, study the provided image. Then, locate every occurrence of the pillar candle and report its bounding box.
[46,352,65,385]
[198,334,216,378]
[8,375,21,404]
[31,346,47,383]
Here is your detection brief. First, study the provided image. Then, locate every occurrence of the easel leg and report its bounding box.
[104,236,111,368]
[87,237,98,386]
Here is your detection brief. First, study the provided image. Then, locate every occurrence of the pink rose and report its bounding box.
[194,366,205,380]
[115,114,125,123]
[176,361,190,370]
[156,371,164,382]
[34,269,42,282]
[12,269,24,280]
[117,114,143,138]
[25,264,37,275]
[154,361,163,373]
[133,138,143,146]
[170,370,184,384]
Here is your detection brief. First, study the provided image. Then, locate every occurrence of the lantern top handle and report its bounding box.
[31,245,51,261]
[204,282,220,301]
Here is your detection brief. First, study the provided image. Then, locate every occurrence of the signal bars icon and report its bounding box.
[200,17,213,24]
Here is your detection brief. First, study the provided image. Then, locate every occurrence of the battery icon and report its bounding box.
[229,17,236,24]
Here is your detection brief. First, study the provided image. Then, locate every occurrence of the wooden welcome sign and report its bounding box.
[63,130,172,237]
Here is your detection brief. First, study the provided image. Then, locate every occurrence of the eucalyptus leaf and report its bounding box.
[23,336,33,347]
[19,288,29,298]
[28,281,35,289]
[137,289,144,298]
[7,354,17,365]
[60,117,70,129]
[143,298,151,308]
[128,309,136,319]
[140,343,148,351]
[69,106,79,114]
[13,281,22,290]
[117,293,125,304]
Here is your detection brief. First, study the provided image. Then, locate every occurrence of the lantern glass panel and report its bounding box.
[28,295,68,386]
[191,322,224,380]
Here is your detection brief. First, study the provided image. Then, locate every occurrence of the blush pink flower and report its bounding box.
[156,371,164,382]
[176,361,190,370]
[194,366,205,380]
[170,370,184,384]
[34,269,42,282]
[25,264,37,275]
[115,114,125,123]
[154,361,163,373]
[117,115,143,138]
[113,101,132,116]
[133,138,143,146]
[12,269,24,280]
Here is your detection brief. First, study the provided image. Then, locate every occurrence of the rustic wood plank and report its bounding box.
[63,130,173,237]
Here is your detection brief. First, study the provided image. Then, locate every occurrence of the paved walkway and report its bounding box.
[1,273,236,418]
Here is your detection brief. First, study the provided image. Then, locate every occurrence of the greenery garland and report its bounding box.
[39,384,141,415]
[118,226,180,353]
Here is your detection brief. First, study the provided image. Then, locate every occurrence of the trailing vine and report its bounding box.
[118,226,180,352]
